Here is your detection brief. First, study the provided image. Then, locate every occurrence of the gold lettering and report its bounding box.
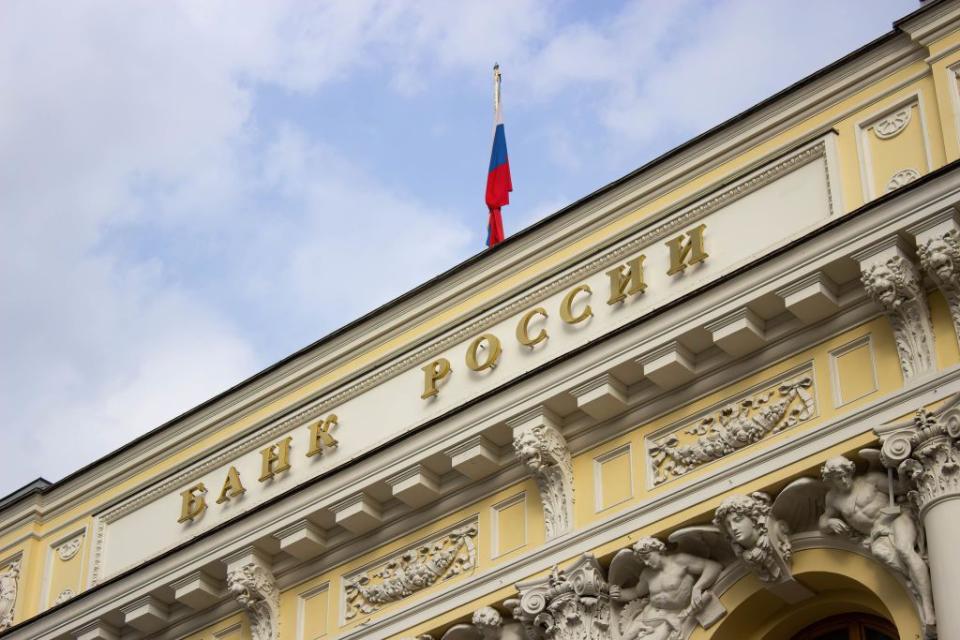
[560,284,593,325]
[421,358,452,399]
[465,333,501,371]
[516,307,548,347]
[215,466,246,504]
[606,254,647,304]
[665,224,708,276]
[178,483,207,523]
[259,436,292,482]
[307,414,339,457]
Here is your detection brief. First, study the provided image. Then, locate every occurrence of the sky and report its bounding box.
[0,0,919,496]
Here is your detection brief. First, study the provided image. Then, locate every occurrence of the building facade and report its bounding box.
[3,2,960,640]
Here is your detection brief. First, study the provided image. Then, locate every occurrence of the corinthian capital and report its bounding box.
[855,238,936,381]
[225,551,279,640]
[509,407,574,539]
[880,404,960,515]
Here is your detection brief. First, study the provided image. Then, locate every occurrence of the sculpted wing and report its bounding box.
[440,625,482,640]
[608,548,645,587]
[772,477,827,534]
[668,525,736,565]
[859,448,884,472]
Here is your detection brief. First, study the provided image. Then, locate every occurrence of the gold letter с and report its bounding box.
[178,482,207,523]
[560,284,593,325]
[665,224,708,276]
[516,307,548,347]
[421,357,452,399]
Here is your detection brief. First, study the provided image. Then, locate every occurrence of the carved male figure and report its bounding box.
[819,456,935,625]
[610,537,722,640]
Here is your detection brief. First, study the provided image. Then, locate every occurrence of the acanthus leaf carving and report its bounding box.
[860,255,936,381]
[227,561,279,640]
[512,421,574,539]
[648,374,815,485]
[0,558,21,631]
[344,521,477,620]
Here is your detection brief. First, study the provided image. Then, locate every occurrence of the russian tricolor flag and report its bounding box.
[486,65,512,247]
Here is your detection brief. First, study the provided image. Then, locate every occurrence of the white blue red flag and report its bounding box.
[486,64,512,247]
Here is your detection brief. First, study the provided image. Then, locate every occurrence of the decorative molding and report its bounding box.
[511,413,574,539]
[226,561,279,640]
[343,520,478,621]
[874,107,913,139]
[0,557,21,631]
[56,535,83,562]
[857,240,936,381]
[52,589,75,606]
[648,370,816,485]
[887,168,921,192]
[91,141,832,581]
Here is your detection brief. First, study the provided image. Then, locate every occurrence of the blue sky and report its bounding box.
[0,0,918,494]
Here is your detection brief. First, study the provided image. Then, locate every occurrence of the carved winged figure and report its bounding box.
[439,606,528,640]
[608,531,730,640]
[819,451,935,629]
[713,480,824,586]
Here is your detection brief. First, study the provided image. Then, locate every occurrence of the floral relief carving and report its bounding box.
[0,558,21,631]
[52,588,75,605]
[874,107,912,139]
[344,521,478,620]
[860,255,936,381]
[648,374,815,485]
[513,422,574,539]
[56,535,83,561]
[886,168,920,192]
[227,562,279,640]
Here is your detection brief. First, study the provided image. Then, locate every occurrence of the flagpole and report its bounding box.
[493,63,502,119]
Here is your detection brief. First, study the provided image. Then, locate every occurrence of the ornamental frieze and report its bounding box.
[343,520,478,621]
[648,369,816,485]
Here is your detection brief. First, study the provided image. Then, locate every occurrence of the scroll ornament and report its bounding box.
[649,376,815,484]
[513,423,574,539]
[860,256,936,380]
[227,562,279,640]
[345,523,477,620]
[917,227,960,337]
[0,558,21,631]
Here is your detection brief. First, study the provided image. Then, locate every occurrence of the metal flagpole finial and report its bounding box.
[493,63,502,113]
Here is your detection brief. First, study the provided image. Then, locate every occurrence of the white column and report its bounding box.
[880,405,960,639]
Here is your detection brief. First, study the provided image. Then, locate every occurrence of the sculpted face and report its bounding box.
[724,512,760,548]
[927,243,954,282]
[639,551,663,570]
[871,270,897,307]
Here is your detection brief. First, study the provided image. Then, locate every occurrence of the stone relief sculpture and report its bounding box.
[513,423,574,538]
[438,606,528,640]
[226,561,279,640]
[860,256,936,381]
[886,169,921,192]
[607,532,730,640]
[0,558,21,631]
[649,375,815,484]
[818,452,935,630]
[55,535,83,561]
[344,522,477,620]
[916,227,960,336]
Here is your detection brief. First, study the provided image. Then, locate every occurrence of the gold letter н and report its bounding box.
[259,436,293,482]
[665,224,708,276]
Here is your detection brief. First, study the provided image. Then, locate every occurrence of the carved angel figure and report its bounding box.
[439,606,528,640]
[608,533,728,640]
[0,559,19,631]
[713,480,824,587]
[819,452,935,627]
